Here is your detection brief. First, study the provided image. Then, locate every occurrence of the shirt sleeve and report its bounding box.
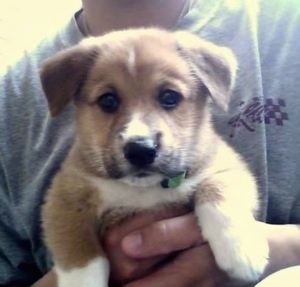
[0,161,44,285]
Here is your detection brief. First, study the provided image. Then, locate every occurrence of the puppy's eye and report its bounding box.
[97,93,120,113]
[158,89,182,110]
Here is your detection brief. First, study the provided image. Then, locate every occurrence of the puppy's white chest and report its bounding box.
[88,176,191,212]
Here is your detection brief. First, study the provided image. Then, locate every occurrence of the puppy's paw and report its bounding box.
[55,256,109,287]
[211,228,269,281]
[196,203,269,282]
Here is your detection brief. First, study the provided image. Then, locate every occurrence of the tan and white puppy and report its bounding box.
[41,28,269,287]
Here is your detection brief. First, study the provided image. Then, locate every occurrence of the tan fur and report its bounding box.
[42,168,102,269]
[41,28,265,283]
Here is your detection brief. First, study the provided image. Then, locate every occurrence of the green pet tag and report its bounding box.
[161,171,186,189]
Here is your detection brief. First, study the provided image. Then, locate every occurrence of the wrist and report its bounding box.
[260,223,300,279]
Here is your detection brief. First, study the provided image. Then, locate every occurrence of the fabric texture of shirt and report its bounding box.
[0,0,299,285]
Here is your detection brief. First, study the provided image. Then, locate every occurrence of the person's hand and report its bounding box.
[103,207,300,287]
[31,269,57,287]
[103,207,230,287]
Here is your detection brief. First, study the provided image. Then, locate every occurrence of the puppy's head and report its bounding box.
[40,28,237,187]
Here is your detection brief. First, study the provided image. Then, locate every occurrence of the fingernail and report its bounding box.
[122,232,143,253]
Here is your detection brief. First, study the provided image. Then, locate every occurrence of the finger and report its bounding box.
[104,205,190,247]
[31,269,57,287]
[104,207,190,284]
[122,213,205,259]
[108,254,166,286]
[105,228,165,285]
[124,245,229,287]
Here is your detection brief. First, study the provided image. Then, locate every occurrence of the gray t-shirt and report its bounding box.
[0,0,299,285]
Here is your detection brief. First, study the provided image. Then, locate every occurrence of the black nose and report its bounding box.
[123,139,158,167]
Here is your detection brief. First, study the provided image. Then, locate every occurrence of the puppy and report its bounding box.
[40,28,269,287]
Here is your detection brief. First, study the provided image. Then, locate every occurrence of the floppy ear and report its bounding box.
[174,31,237,110]
[40,44,99,116]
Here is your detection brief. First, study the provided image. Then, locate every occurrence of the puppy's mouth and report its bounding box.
[119,167,161,187]
[105,149,188,188]
[135,171,152,178]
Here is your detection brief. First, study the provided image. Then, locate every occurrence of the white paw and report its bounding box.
[211,227,269,281]
[55,256,109,287]
[196,203,269,282]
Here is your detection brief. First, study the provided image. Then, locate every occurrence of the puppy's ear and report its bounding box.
[40,44,98,116]
[174,31,237,110]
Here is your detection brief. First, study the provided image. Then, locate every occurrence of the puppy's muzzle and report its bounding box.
[123,138,158,168]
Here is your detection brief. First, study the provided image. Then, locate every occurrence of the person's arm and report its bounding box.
[259,223,300,278]
[0,166,39,287]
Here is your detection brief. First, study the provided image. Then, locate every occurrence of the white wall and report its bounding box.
[0,0,81,65]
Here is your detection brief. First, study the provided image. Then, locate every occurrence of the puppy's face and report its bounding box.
[41,29,237,187]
